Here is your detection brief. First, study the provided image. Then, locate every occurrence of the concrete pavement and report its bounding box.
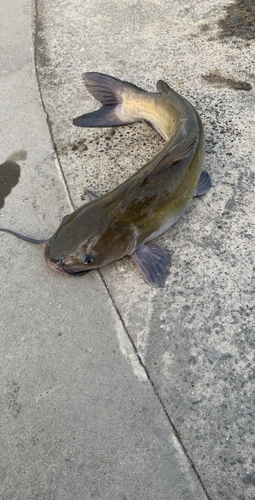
[0,0,208,499]
[35,0,255,499]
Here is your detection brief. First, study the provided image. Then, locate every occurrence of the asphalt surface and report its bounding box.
[1,0,255,499]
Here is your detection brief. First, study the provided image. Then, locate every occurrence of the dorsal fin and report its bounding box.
[156,80,172,93]
[147,133,198,178]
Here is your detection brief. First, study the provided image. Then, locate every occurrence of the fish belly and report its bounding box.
[142,208,187,244]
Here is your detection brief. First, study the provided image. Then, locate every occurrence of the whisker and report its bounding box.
[0,228,48,245]
[59,255,87,277]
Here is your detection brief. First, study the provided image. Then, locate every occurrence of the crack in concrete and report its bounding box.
[98,269,213,500]
[34,0,74,212]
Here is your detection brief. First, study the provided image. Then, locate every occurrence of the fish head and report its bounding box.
[44,205,137,276]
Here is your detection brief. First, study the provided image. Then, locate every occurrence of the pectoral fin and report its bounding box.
[132,243,170,287]
[193,171,211,197]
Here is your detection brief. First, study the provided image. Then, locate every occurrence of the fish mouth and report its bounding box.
[59,256,89,276]
[45,254,89,277]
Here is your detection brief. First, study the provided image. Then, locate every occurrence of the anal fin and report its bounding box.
[132,243,170,287]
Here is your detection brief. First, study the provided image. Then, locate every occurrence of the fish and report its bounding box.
[0,72,211,286]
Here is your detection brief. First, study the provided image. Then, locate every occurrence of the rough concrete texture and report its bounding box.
[0,0,209,499]
[35,0,255,499]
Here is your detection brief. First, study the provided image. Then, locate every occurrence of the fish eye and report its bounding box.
[81,254,94,265]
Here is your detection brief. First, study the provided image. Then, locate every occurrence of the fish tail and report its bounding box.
[73,72,143,128]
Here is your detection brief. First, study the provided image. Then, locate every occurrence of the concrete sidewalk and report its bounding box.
[0,0,208,499]
[35,0,255,499]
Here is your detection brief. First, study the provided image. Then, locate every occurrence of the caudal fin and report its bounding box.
[73,72,142,128]
[73,107,126,127]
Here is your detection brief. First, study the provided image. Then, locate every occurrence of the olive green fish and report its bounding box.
[0,72,211,286]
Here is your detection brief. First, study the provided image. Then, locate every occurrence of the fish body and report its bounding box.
[0,73,211,286]
[44,73,209,286]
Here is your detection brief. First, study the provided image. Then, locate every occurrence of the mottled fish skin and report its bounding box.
[0,73,209,286]
[44,73,207,286]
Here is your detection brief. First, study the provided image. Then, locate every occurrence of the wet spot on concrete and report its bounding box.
[219,0,255,40]
[7,380,22,417]
[7,150,27,162]
[0,151,25,209]
[202,71,252,91]
[199,23,211,33]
